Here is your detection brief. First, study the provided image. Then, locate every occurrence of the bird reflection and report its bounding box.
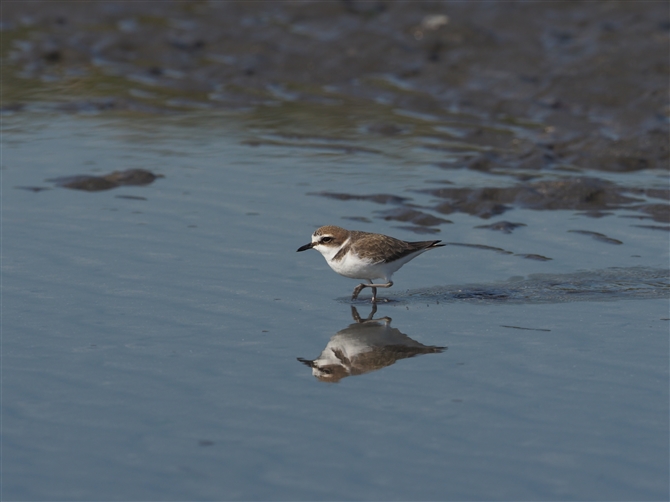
[298,305,446,383]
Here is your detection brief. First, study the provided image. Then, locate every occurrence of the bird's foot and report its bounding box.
[371,297,390,303]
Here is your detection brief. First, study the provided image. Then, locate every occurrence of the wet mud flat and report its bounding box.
[3,1,668,171]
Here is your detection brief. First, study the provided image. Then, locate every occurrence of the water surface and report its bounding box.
[2,111,668,501]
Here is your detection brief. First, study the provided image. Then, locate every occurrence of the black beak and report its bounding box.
[297,242,314,252]
[297,357,316,368]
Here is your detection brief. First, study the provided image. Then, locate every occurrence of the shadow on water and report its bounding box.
[298,305,446,383]
[393,266,670,305]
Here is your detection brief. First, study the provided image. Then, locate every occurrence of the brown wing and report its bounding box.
[382,240,445,263]
[350,231,444,263]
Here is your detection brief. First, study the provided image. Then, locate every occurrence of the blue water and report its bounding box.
[2,112,668,500]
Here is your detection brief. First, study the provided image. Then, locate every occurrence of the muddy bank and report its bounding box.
[2,1,668,174]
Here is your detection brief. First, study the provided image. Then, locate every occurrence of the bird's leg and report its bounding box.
[352,280,376,301]
[351,281,393,302]
[351,283,368,300]
[369,281,393,303]
[367,279,377,303]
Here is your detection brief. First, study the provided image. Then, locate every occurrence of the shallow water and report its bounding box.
[2,109,668,501]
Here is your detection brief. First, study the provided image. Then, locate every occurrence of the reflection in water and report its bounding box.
[298,306,445,383]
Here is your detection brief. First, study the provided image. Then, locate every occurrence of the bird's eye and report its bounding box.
[321,237,333,243]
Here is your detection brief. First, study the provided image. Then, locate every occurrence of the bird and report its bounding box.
[297,225,444,302]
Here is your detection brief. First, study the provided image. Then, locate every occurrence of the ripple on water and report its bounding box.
[393,267,670,305]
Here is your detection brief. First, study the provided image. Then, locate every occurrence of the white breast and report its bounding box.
[327,251,380,279]
[331,247,430,282]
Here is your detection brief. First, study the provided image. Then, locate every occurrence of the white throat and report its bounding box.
[314,236,350,263]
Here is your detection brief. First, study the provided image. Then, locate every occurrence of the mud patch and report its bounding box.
[115,195,148,201]
[422,177,644,219]
[444,242,551,261]
[375,207,451,227]
[567,230,623,245]
[48,169,163,191]
[445,242,513,255]
[15,186,50,192]
[500,325,551,333]
[474,221,527,234]
[393,225,441,235]
[310,191,411,205]
[515,254,552,262]
[631,225,670,232]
